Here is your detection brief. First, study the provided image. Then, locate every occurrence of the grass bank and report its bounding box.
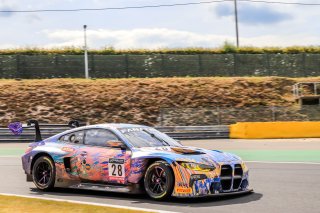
[0,195,150,213]
[0,77,317,126]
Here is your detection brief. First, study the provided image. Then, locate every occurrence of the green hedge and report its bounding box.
[1,45,320,55]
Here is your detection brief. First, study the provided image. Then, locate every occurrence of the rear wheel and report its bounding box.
[144,161,174,200]
[32,156,55,191]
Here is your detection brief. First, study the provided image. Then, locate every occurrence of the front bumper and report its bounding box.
[172,161,250,197]
[21,153,32,175]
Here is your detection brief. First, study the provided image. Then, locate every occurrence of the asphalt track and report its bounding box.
[1,139,320,213]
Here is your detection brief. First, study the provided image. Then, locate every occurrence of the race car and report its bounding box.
[14,120,252,200]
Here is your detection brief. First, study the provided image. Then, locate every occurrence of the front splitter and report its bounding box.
[174,188,254,198]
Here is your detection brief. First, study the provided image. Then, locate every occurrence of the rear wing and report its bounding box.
[8,120,82,142]
[68,120,80,128]
[27,120,42,142]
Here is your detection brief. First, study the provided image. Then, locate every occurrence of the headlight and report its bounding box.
[242,162,248,172]
[178,161,215,172]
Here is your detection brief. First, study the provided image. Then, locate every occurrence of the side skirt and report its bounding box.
[68,182,143,194]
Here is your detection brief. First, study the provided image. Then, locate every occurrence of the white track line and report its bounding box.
[0,193,179,213]
[245,160,320,165]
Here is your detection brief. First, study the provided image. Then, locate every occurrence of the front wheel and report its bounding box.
[144,161,174,200]
[32,156,55,191]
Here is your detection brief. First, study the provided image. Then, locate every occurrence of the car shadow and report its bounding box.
[29,187,263,207]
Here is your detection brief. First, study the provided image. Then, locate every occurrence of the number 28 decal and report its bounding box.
[108,158,125,178]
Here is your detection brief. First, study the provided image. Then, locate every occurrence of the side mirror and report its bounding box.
[106,141,126,149]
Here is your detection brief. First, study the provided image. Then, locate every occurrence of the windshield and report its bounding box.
[119,127,182,148]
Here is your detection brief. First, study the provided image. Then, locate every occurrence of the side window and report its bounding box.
[59,131,84,144]
[85,129,120,147]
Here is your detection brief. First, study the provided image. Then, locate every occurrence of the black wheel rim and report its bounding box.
[147,166,167,195]
[35,161,52,186]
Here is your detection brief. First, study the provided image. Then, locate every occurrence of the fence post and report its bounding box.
[16,55,26,79]
[54,54,58,66]
[233,53,237,76]
[16,55,20,78]
[125,54,129,78]
[198,54,203,76]
[54,55,59,77]
[91,54,95,77]
[302,53,307,77]
[160,54,165,76]
[266,53,271,76]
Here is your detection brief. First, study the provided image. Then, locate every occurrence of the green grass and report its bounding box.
[229,150,320,162]
[0,148,24,156]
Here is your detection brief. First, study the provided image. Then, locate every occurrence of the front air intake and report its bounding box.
[233,164,243,190]
[220,165,232,191]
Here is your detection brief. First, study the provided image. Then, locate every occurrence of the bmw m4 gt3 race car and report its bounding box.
[17,120,252,200]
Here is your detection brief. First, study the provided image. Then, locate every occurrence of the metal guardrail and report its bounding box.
[293,82,320,99]
[156,126,230,140]
[0,124,229,142]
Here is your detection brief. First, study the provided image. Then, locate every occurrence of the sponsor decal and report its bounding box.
[176,187,192,194]
[61,147,75,152]
[109,158,125,164]
[108,158,125,178]
[177,182,189,188]
[155,147,170,151]
[120,128,143,134]
[120,127,153,134]
[190,174,207,180]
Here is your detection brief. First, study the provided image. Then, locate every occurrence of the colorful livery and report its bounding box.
[20,122,252,200]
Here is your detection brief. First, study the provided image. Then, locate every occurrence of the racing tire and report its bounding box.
[32,156,56,191]
[144,161,174,200]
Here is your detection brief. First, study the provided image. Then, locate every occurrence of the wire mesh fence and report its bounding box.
[158,106,320,126]
[1,53,320,78]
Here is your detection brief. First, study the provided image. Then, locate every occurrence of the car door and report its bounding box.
[76,128,132,185]
[58,130,85,178]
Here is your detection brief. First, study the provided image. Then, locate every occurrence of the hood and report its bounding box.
[133,146,242,165]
